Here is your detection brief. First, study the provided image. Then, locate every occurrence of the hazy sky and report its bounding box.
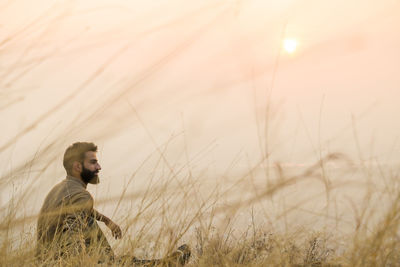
[1,0,400,221]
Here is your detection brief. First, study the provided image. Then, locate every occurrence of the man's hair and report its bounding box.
[63,142,98,175]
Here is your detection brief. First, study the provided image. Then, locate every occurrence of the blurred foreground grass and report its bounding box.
[2,2,400,266]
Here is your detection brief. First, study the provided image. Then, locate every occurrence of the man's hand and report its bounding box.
[94,210,123,239]
[105,219,122,239]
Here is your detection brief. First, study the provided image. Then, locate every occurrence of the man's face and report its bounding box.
[80,151,101,184]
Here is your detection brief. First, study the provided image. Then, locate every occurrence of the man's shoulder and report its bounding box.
[46,177,92,203]
[64,178,92,200]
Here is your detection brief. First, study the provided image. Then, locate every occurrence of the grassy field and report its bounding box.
[1,152,400,266]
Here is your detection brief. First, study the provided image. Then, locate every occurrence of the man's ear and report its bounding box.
[72,161,82,173]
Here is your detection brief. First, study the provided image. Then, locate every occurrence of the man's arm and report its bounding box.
[93,209,122,239]
[63,193,95,234]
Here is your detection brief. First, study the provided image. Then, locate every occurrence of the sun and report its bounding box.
[283,38,298,54]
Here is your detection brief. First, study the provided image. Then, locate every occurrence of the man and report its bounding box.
[37,142,190,265]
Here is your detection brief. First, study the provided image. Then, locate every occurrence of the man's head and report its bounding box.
[63,142,101,184]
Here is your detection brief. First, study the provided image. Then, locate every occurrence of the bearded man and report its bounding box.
[36,142,190,265]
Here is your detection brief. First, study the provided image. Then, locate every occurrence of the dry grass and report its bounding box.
[2,2,400,266]
[2,152,400,266]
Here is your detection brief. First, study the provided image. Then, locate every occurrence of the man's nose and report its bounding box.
[96,163,101,170]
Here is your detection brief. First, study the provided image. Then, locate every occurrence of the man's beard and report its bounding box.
[81,165,100,184]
